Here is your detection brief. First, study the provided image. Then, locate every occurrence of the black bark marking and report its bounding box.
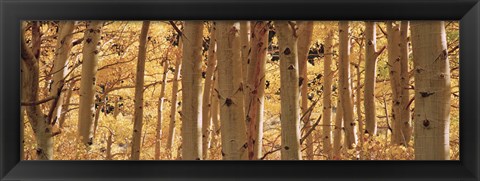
[86,38,92,44]
[298,77,304,87]
[422,120,430,128]
[287,64,295,70]
[283,47,291,55]
[284,146,290,150]
[420,92,435,98]
[36,148,43,155]
[225,98,233,107]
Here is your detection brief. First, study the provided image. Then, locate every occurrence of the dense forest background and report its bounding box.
[21,21,459,160]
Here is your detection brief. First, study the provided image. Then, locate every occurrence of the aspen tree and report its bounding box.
[210,69,221,159]
[240,21,250,97]
[21,23,53,160]
[322,30,334,159]
[78,21,102,145]
[245,21,269,160]
[411,21,450,160]
[131,21,150,160]
[155,56,169,160]
[49,21,75,127]
[276,21,301,160]
[217,21,248,160]
[297,21,314,160]
[181,21,204,160]
[202,22,217,159]
[386,22,404,145]
[399,21,412,145]
[166,39,182,158]
[364,21,384,136]
[339,21,357,149]
[333,99,343,159]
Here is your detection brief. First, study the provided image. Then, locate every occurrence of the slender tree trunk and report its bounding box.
[333,99,343,159]
[50,21,75,126]
[386,22,404,145]
[240,21,250,96]
[181,21,204,160]
[322,31,334,159]
[276,21,301,160]
[210,69,221,159]
[217,21,248,160]
[21,26,53,160]
[78,21,102,145]
[297,21,314,160]
[411,21,450,160]
[245,21,268,160]
[201,23,217,159]
[399,21,412,145]
[58,79,76,128]
[166,40,182,158]
[355,39,364,159]
[364,21,381,136]
[155,57,169,160]
[339,21,357,149]
[130,21,150,160]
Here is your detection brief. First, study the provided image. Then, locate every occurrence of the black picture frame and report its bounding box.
[1,0,479,180]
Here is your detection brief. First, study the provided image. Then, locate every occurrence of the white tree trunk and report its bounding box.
[411,21,450,160]
[49,21,75,126]
[78,21,102,145]
[21,26,53,160]
[245,21,268,160]
[155,57,169,160]
[386,22,404,145]
[364,21,380,136]
[181,21,204,160]
[131,21,150,160]
[339,21,357,149]
[166,39,182,158]
[333,99,343,159]
[202,23,217,159]
[399,21,412,145]
[217,21,248,160]
[297,21,314,160]
[276,21,301,160]
[322,30,334,159]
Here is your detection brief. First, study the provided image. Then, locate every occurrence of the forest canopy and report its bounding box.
[21,21,459,160]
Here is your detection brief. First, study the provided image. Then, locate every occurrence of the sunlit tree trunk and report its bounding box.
[58,79,77,128]
[217,21,248,160]
[297,21,314,160]
[21,23,53,160]
[49,21,75,126]
[364,21,382,136]
[202,23,217,159]
[78,21,102,145]
[155,57,169,160]
[276,21,301,160]
[411,21,450,160]
[386,22,404,145]
[333,98,343,159]
[181,21,204,160]
[166,39,182,158]
[210,69,221,159]
[131,21,150,160]
[322,30,334,159]
[339,21,357,149]
[245,21,268,160]
[399,21,412,145]
[240,21,250,97]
